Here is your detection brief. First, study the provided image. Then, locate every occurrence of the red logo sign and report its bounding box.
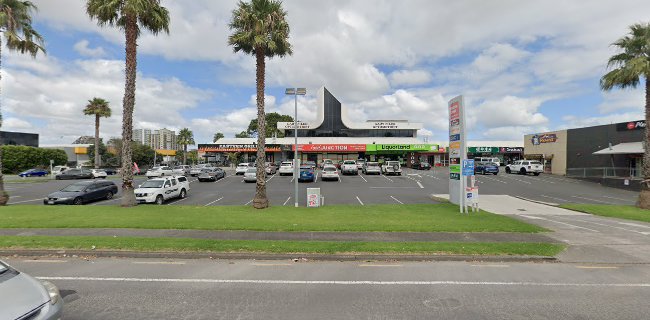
[293,144,366,152]
[627,122,635,130]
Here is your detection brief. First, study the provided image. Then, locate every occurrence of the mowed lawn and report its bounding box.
[0,204,545,233]
[561,204,650,223]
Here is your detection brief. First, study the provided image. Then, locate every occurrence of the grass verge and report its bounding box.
[561,204,650,223]
[0,204,545,233]
[0,236,564,256]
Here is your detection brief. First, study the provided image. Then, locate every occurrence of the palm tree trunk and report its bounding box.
[120,16,138,207]
[94,114,100,169]
[253,48,268,209]
[183,144,187,165]
[639,76,650,209]
[0,33,7,206]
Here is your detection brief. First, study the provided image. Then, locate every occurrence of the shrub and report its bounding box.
[1,145,67,174]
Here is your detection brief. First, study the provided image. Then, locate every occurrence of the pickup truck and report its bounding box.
[381,161,402,176]
[505,160,543,176]
[135,175,190,205]
[340,160,358,175]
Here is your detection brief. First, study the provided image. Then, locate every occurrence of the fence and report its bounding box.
[566,167,639,178]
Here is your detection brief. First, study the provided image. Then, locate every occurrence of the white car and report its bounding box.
[190,164,213,176]
[172,165,191,175]
[90,169,108,179]
[243,167,257,183]
[355,159,366,170]
[363,162,381,175]
[135,176,190,205]
[145,166,173,178]
[381,161,402,175]
[341,160,358,175]
[321,165,339,181]
[52,166,69,176]
[236,163,251,175]
[278,161,294,176]
[505,160,543,176]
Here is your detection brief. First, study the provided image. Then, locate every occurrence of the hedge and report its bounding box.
[1,145,67,174]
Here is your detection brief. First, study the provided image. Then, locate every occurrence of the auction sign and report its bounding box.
[448,95,468,212]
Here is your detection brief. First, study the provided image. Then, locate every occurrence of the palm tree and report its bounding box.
[83,97,111,169]
[213,132,224,142]
[0,0,45,206]
[228,0,292,209]
[177,128,194,165]
[87,0,169,207]
[601,23,650,209]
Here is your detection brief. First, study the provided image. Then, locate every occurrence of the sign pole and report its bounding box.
[448,95,466,213]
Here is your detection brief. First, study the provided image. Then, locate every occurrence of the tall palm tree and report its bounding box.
[87,0,169,207]
[228,0,292,209]
[213,132,224,142]
[0,0,45,206]
[177,128,194,165]
[601,22,650,209]
[83,97,111,169]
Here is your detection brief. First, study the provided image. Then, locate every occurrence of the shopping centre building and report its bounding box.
[198,87,523,166]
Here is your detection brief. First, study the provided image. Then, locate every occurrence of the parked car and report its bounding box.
[278,161,294,176]
[145,166,173,179]
[243,167,257,183]
[172,165,191,176]
[355,159,366,170]
[475,162,499,175]
[305,161,317,169]
[363,162,381,175]
[381,161,402,175]
[298,165,315,182]
[413,162,431,170]
[265,162,277,175]
[189,164,213,176]
[321,159,334,169]
[321,165,339,181]
[506,160,543,176]
[341,160,358,175]
[0,260,64,320]
[44,180,118,205]
[198,167,226,182]
[274,160,283,169]
[90,169,108,179]
[336,160,344,169]
[52,165,69,176]
[18,168,48,177]
[477,157,501,167]
[55,168,94,180]
[236,163,251,175]
[135,176,190,205]
[102,168,118,175]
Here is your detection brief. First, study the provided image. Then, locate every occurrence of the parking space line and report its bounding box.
[500,175,531,184]
[8,198,44,204]
[204,197,223,207]
[479,175,507,184]
[390,196,404,204]
[417,181,424,189]
[91,197,122,206]
[283,197,291,206]
[359,174,368,183]
[265,175,276,183]
[290,177,295,183]
[167,197,188,205]
[356,196,364,205]
[245,199,253,205]
[571,195,616,204]
[314,173,319,183]
[382,175,394,183]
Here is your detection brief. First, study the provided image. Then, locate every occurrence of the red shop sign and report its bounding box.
[293,144,366,152]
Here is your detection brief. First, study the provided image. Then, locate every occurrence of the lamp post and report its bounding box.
[285,87,306,207]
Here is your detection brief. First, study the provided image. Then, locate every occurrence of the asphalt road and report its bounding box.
[4,167,638,206]
[5,257,650,320]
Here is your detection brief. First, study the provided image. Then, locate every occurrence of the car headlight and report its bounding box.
[40,280,61,305]
[58,197,70,201]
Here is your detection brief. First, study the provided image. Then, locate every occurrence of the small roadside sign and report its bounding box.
[462,159,474,176]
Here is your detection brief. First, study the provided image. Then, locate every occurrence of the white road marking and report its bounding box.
[417,181,424,189]
[35,277,650,288]
[382,175,394,183]
[204,197,223,207]
[265,174,275,183]
[518,215,599,232]
[501,175,531,184]
[314,173,318,183]
[390,196,404,204]
[356,196,364,206]
[479,175,507,184]
[22,260,68,263]
[471,265,510,268]
[566,217,650,235]
[132,261,186,265]
[283,197,291,206]
[602,195,634,202]
[576,266,619,269]
[370,187,419,189]
[618,222,650,229]
[359,174,368,183]
[358,264,402,267]
[245,199,253,205]
[252,263,293,266]
[8,198,44,204]
[571,195,616,204]
[167,197,188,205]
[290,177,295,183]
[540,195,570,202]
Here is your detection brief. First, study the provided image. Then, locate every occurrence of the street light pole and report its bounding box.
[286,87,306,207]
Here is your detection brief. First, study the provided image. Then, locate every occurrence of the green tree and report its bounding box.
[235,131,251,138]
[186,150,198,165]
[83,97,111,169]
[601,23,650,209]
[213,132,224,142]
[177,128,195,165]
[87,0,170,207]
[0,0,46,205]
[229,0,292,209]
[132,142,156,167]
[247,112,293,138]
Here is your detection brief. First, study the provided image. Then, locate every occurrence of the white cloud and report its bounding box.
[1,117,33,131]
[471,96,548,128]
[597,90,644,114]
[248,94,277,108]
[560,112,644,130]
[389,70,432,87]
[73,40,106,58]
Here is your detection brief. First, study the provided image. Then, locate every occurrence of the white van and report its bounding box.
[477,157,501,166]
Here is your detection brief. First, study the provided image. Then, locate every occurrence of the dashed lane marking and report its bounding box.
[359,174,368,183]
[245,199,253,205]
[204,197,224,207]
[417,181,424,189]
[382,175,394,183]
[167,197,188,205]
[390,196,404,204]
[356,196,364,206]
[283,197,291,206]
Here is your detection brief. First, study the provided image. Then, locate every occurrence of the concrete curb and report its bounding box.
[0,249,557,263]
[512,195,559,207]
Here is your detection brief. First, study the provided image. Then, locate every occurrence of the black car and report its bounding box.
[413,162,431,170]
[55,168,93,180]
[44,180,118,205]
[197,168,226,182]
[102,168,118,175]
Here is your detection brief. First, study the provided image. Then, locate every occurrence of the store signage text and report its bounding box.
[372,122,399,129]
[198,144,281,152]
[375,144,432,151]
[616,120,646,131]
[531,133,557,145]
[294,144,366,152]
[500,147,523,153]
[279,121,311,130]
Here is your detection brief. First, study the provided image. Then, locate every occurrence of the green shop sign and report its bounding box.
[449,164,461,174]
[468,146,499,153]
[366,144,439,153]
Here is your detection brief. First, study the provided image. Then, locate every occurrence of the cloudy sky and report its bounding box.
[1,0,648,145]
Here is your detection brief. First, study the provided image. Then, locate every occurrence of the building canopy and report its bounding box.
[593,142,643,155]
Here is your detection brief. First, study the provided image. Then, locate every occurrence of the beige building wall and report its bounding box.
[523,130,568,175]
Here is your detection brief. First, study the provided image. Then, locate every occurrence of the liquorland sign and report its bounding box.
[366,144,439,152]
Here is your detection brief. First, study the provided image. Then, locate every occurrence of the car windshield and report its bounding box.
[140,180,165,188]
[367,163,379,167]
[343,161,356,164]
[246,168,256,173]
[61,183,89,192]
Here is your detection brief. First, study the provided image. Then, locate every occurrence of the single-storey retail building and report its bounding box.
[524,120,644,189]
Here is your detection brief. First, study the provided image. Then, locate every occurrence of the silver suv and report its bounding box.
[381,161,402,175]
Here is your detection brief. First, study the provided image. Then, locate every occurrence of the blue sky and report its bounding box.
[2,0,649,145]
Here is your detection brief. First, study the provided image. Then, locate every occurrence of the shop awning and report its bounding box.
[593,142,643,155]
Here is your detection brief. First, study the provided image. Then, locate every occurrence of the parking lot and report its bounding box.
[5,167,638,207]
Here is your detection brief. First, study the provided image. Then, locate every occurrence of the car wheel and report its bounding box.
[493,172,498,175]
[179,189,187,199]
[520,168,527,175]
[505,167,511,174]
[533,172,540,176]
[105,191,113,200]
[73,197,83,205]
[155,195,164,205]
[161,173,165,177]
